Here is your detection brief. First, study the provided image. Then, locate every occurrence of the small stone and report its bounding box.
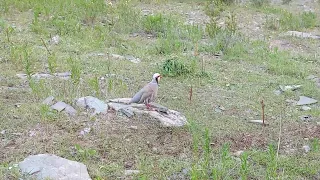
[279,85,302,92]
[274,90,282,96]
[1,130,6,135]
[124,170,140,176]
[51,101,68,112]
[296,96,318,106]
[51,35,60,45]
[302,145,310,153]
[152,147,158,152]
[42,96,55,106]
[233,150,244,157]
[248,120,269,125]
[65,104,77,116]
[129,126,138,130]
[300,115,312,122]
[80,127,91,136]
[301,106,311,111]
[29,130,36,137]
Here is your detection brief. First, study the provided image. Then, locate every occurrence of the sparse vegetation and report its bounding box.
[1,0,320,179]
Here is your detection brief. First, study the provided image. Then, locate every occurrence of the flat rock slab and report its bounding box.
[19,154,91,180]
[282,31,320,40]
[296,96,318,106]
[108,98,187,127]
[76,96,108,115]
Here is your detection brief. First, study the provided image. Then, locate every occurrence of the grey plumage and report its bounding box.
[129,73,161,107]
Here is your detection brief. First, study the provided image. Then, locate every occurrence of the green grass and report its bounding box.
[1,0,320,179]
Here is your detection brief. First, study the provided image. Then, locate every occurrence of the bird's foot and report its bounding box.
[146,104,155,111]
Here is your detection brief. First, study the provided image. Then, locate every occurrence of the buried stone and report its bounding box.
[19,154,91,180]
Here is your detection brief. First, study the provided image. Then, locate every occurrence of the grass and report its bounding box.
[1,0,320,179]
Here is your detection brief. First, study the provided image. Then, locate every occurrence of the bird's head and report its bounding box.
[153,73,161,84]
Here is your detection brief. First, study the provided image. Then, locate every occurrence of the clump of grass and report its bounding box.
[143,14,174,36]
[155,36,186,55]
[266,11,318,31]
[161,58,193,77]
[266,144,278,179]
[67,56,82,85]
[40,104,57,121]
[48,53,57,74]
[89,76,100,97]
[74,144,98,162]
[240,152,249,180]
[5,26,14,43]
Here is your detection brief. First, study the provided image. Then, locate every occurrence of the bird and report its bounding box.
[128,73,162,110]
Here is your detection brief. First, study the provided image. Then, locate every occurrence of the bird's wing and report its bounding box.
[130,83,154,104]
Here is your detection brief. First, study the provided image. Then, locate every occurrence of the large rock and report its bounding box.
[19,154,91,180]
[108,98,187,127]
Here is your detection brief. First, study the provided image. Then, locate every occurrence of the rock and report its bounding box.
[108,98,187,127]
[296,96,318,106]
[282,31,320,40]
[129,126,138,130]
[19,154,91,180]
[301,106,311,111]
[42,96,55,106]
[80,127,91,136]
[124,170,140,176]
[302,145,310,153]
[274,90,282,96]
[300,115,312,122]
[16,72,71,80]
[279,85,302,92]
[65,104,77,116]
[76,96,108,115]
[50,35,60,45]
[214,105,225,113]
[1,130,6,135]
[248,120,269,125]
[233,150,244,157]
[51,101,68,112]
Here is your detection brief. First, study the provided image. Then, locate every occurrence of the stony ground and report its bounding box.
[1,0,320,179]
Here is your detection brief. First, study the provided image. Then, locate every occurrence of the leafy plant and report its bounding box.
[89,76,100,97]
[240,152,249,180]
[48,53,57,74]
[161,58,191,77]
[266,144,277,179]
[74,144,97,162]
[67,56,82,85]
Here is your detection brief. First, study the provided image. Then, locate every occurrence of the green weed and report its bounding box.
[240,152,249,180]
[161,58,192,77]
[40,104,57,121]
[266,144,277,179]
[67,56,82,85]
[143,14,174,36]
[74,144,97,162]
[89,76,100,97]
[48,53,57,74]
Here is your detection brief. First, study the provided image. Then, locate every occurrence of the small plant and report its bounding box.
[48,53,57,74]
[266,144,277,179]
[143,14,173,36]
[205,19,222,38]
[311,138,319,152]
[161,58,191,77]
[240,152,249,180]
[40,104,57,121]
[67,56,81,85]
[22,46,32,79]
[186,24,203,56]
[89,76,100,97]
[5,26,14,43]
[265,16,280,30]
[226,12,237,34]
[74,144,97,162]
[29,79,47,99]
